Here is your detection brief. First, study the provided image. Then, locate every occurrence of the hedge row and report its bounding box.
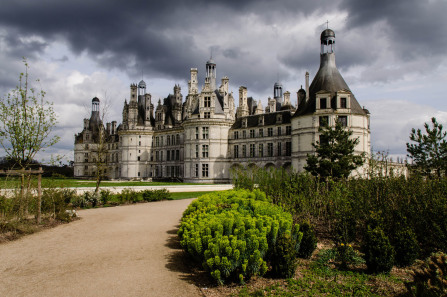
[178,189,302,284]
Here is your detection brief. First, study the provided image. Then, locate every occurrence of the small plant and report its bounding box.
[100,189,112,205]
[363,226,395,274]
[392,226,419,267]
[406,252,447,296]
[297,221,317,259]
[335,243,365,270]
[270,230,300,278]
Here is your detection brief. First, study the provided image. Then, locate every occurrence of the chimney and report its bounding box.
[305,71,309,101]
[111,121,117,135]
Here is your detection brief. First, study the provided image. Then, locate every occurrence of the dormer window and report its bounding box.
[204,96,211,107]
[242,119,247,128]
[259,116,263,125]
[320,98,327,109]
[277,114,282,123]
[340,97,347,108]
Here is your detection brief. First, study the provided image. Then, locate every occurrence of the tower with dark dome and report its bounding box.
[291,28,371,176]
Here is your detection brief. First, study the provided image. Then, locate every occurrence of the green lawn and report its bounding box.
[169,191,215,200]
[0,177,210,189]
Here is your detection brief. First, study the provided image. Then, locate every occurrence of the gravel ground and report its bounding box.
[0,199,202,297]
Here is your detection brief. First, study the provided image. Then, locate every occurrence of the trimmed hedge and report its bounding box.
[178,189,302,284]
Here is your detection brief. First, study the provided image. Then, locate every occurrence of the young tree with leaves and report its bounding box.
[305,121,364,179]
[406,117,447,178]
[0,59,60,221]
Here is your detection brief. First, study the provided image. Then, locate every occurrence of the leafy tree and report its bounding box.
[406,117,447,178]
[305,121,364,179]
[0,59,59,169]
[0,59,59,220]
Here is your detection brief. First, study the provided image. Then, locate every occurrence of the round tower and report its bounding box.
[320,28,335,55]
[274,82,283,102]
[206,58,216,90]
[138,80,146,96]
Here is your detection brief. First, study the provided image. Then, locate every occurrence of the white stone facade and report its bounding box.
[74,29,371,182]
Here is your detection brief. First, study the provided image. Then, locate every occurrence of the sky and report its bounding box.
[0,0,446,164]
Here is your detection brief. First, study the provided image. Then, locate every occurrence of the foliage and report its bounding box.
[363,226,395,274]
[141,189,170,202]
[392,225,420,268]
[305,122,364,180]
[269,230,299,278]
[297,221,317,259]
[178,189,302,284]
[0,59,59,169]
[407,117,447,178]
[406,252,447,297]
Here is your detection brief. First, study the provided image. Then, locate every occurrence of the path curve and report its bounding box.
[0,199,201,297]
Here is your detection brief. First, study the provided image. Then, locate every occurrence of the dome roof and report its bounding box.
[321,28,335,40]
[274,82,283,88]
[138,80,146,88]
[92,97,100,103]
[206,58,215,65]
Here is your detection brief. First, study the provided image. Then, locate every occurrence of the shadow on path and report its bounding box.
[165,226,215,289]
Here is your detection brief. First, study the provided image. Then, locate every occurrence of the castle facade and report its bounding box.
[74,29,371,182]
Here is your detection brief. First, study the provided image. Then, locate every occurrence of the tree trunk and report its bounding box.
[37,167,42,224]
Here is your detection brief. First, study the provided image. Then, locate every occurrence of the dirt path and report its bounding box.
[0,199,202,297]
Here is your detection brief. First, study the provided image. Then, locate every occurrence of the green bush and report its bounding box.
[142,189,170,202]
[297,221,317,259]
[392,226,419,267]
[178,189,302,284]
[406,252,447,296]
[100,189,112,205]
[363,226,395,274]
[269,231,300,278]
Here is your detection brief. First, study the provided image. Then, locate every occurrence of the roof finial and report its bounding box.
[326,20,329,29]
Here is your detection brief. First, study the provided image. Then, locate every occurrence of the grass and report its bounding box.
[169,191,215,200]
[0,177,211,189]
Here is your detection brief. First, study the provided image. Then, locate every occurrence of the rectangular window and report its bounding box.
[160,151,163,161]
[167,151,170,161]
[234,145,239,158]
[320,98,327,109]
[242,145,246,157]
[176,134,180,145]
[204,112,211,118]
[156,137,159,147]
[167,137,170,146]
[278,142,282,156]
[195,145,199,158]
[286,142,292,156]
[319,116,329,127]
[176,150,180,161]
[138,156,141,161]
[156,151,159,161]
[243,130,246,139]
[268,128,273,137]
[161,137,163,146]
[234,131,239,139]
[340,97,347,108]
[267,143,274,157]
[338,116,348,127]
[195,127,199,139]
[204,96,211,107]
[277,127,282,136]
[195,164,199,177]
[250,129,255,138]
[202,127,209,139]
[202,145,209,158]
[259,129,263,137]
[202,164,209,177]
[286,126,291,135]
[259,144,263,157]
[250,144,255,157]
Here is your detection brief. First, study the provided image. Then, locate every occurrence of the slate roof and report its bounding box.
[231,110,292,129]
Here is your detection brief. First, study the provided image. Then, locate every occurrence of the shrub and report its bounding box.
[392,226,419,267]
[142,189,170,202]
[406,252,447,296]
[363,226,395,274]
[117,188,139,203]
[178,189,302,284]
[269,231,299,278]
[100,189,112,205]
[297,221,317,259]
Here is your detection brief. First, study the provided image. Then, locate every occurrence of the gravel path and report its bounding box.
[0,199,202,297]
